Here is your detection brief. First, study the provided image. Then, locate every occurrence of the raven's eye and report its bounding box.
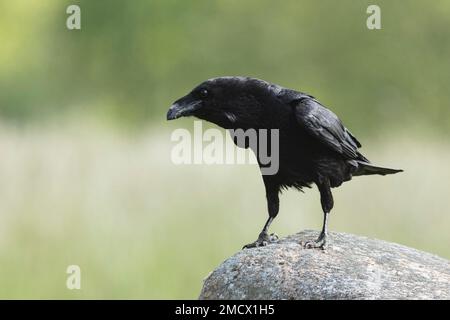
[199,89,209,98]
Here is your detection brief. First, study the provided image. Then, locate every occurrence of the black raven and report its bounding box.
[167,77,402,249]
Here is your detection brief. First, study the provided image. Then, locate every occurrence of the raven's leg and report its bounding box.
[243,189,279,249]
[304,180,334,249]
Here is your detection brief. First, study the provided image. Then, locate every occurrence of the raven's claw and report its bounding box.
[243,232,278,249]
[301,232,328,250]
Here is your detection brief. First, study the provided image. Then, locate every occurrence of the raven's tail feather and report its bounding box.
[354,162,403,176]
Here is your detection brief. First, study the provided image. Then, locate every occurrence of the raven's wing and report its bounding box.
[292,96,365,160]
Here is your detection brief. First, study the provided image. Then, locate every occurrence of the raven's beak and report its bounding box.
[167,99,202,120]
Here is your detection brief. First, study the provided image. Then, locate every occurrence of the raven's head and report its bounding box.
[167,76,273,129]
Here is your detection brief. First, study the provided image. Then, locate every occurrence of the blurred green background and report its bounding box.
[0,0,449,299]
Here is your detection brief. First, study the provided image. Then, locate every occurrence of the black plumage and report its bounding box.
[167,76,402,249]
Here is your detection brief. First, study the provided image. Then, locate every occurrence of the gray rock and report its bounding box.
[199,230,450,300]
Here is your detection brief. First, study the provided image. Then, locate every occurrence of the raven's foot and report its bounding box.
[243,232,278,249]
[302,232,328,250]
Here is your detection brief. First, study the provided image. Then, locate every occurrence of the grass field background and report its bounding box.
[0,121,448,299]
